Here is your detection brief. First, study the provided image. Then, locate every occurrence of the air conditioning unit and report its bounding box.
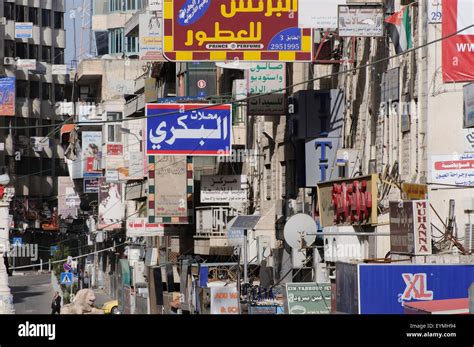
[4,57,15,66]
[465,224,474,253]
[0,17,6,25]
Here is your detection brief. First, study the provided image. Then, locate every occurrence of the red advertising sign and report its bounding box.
[107,143,123,156]
[442,0,474,82]
[163,0,312,61]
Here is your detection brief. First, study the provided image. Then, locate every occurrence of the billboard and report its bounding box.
[163,0,313,62]
[430,153,474,186]
[442,0,474,82]
[139,13,165,61]
[389,200,433,255]
[210,287,239,314]
[105,143,125,170]
[82,132,102,177]
[0,77,15,116]
[98,178,125,230]
[84,178,100,193]
[337,5,384,37]
[148,156,194,224]
[201,175,248,203]
[464,82,474,128]
[358,264,474,314]
[286,283,331,314]
[146,103,232,156]
[247,62,286,115]
[15,22,33,39]
[154,156,188,218]
[58,177,80,219]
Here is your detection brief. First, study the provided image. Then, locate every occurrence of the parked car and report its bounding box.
[101,300,120,314]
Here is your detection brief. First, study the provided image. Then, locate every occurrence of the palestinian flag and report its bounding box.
[385,6,413,54]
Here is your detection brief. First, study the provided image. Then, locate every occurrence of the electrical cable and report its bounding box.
[1,24,472,130]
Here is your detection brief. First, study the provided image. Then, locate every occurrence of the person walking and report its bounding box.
[51,292,61,314]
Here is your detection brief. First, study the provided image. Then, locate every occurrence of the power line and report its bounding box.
[0,24,472,131]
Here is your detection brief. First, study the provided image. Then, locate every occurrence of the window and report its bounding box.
[29,7,39,25]
[30,81,40,99]
[4,3,14,20]
[109,0,124,12]
[42,9,51,27]
[107,112,123,142]
[126,0,144,11]
[16,42,28,59]
[16,5,27,22]
[16,81,28,98]
[54,12,63,29]
[42,83,51,100]
[42,46,51,63]
[108,28,124,54]
[4,40,15,58]
[55,84,65,102]
[29,45,39,60]
[54,48,64,64]
[126,36,139,54]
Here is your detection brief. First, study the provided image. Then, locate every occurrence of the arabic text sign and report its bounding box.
[139,13,165,61]
[0,77,15,116]
[17,59,36,70]
[210,287,240,314]
[146,103,232,156]
[58,177,80,219]
[298,0,346,29]
[286,283,331,314]
[52,64,68,75]
[84,178,100,193]
[163,0,312,62]
[154,156,188,219]
[201,175,248,203]
[247,94,286,115]
[248,63,285,94]
[431,154,474,186]
[15,22,33,38]
[337,5,384,37]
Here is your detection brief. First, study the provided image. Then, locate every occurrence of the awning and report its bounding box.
[60,124,75,137]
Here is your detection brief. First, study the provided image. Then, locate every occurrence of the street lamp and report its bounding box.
[120,128,142,153]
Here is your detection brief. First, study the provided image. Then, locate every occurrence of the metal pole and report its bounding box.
[243,229,248,284]
[0,199,14,313]
[469,283,474,314]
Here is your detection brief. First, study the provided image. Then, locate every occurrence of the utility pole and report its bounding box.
[243,229,248,284]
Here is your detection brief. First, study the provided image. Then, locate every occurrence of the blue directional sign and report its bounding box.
[146,103,232,156]
[12,237,23,246]
[60,272,73,285]
[50,245,59,256]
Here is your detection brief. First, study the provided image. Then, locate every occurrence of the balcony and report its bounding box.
[77,59,103,83]
[124,93,145,117]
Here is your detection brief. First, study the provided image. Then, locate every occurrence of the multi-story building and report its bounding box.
[0,0,67,235]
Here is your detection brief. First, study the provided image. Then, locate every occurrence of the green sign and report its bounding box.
[286,283,331,314]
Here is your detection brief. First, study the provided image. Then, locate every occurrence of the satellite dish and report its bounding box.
[284,214,317,250]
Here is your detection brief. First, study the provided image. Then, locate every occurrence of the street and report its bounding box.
[10,272,54,314]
